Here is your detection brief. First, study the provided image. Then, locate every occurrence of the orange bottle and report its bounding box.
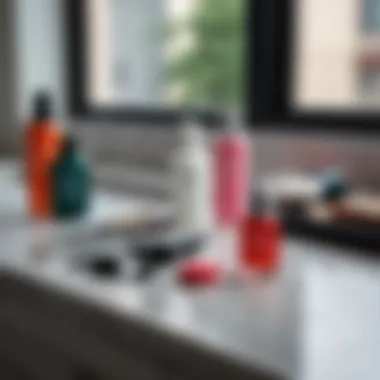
[25,92,63,219]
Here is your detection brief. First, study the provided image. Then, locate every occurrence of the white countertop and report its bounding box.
[0,164,379,380]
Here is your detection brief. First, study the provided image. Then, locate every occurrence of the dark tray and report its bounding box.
[284,216,380,255]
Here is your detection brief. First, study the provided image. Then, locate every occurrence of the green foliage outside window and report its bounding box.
[167,0,245,109]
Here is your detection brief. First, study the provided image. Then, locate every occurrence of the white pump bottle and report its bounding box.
[170,119,213,236]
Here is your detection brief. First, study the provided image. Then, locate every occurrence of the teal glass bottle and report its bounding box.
[52,136,92,220]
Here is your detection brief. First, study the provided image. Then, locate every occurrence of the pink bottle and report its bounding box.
[214,113,251,228]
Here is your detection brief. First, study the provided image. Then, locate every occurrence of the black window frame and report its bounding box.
[251,0,380,133]
[66,0,250,128]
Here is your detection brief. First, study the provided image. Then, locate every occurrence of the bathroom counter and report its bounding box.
[0,165,378,380]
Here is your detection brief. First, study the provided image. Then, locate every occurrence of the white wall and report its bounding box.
[0,0,68,155]
[0,0,18,154]
[14,0,67,125]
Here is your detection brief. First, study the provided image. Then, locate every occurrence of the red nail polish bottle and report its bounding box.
[240,191,283,273]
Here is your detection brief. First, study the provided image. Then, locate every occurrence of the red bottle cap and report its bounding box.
[178,260,223,287]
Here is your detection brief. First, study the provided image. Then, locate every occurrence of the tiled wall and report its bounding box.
[254,132,380,189]
[75,121,380,190]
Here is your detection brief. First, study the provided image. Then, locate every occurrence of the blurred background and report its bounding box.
[0,1,378,379]
[82,0,244,109]
[295,0,380,111]
[0,0,379,239]
[0,0,376,183]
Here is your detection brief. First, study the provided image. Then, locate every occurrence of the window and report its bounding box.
[293,0,380,111]
[252,0,380,130]
[362,0,380,34]
[67,0,246,126]
[359,57,380,106]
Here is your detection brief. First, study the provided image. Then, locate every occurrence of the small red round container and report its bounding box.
[178,260,223,286]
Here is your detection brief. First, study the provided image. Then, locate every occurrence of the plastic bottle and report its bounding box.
[51,136,92,220]
[214,111,250,228]
[171,118,213,236]
[25,92,63,219]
